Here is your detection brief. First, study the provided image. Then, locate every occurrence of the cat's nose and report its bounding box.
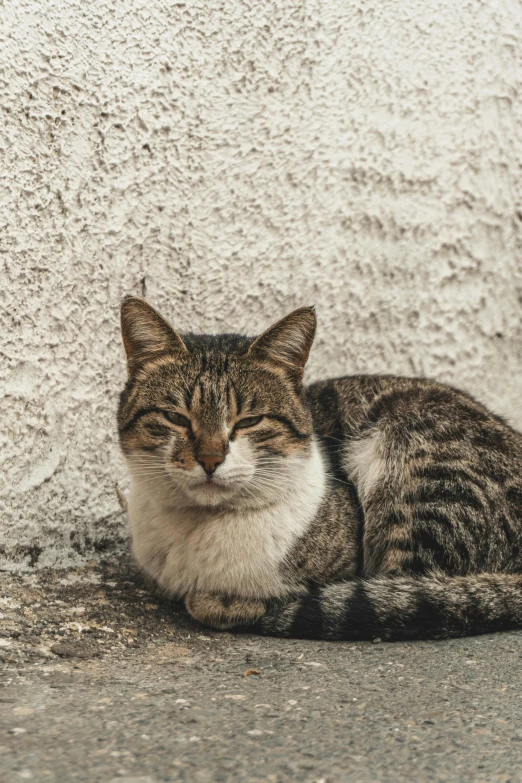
[198,454,225,476]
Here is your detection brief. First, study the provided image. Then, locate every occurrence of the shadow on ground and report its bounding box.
[1,554,522,782]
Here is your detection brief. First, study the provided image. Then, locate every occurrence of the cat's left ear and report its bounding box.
[247,307,316,385]
[120,296,187,376]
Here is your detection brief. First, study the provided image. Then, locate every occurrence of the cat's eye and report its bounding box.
[235,415,263,430]
[165,411,191,428]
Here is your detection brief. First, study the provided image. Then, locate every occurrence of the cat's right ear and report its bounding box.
[247,306,316,387]
[120,296,187,376]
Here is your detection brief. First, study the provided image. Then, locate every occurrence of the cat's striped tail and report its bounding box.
[251,574,522,640]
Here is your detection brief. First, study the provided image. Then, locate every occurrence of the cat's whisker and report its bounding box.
[130,472,171,480]
[325,474,354,488]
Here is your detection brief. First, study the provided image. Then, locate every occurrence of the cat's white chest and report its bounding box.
[131,501,294,598]
[128,445,326,599]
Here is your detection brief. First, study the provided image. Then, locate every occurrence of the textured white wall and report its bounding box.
[2,0,522,569]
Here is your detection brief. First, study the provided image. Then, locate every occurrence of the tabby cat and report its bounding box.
[118,296,522,640]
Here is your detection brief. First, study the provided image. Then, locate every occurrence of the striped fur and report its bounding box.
[252,574,522,640]
[118,298,522,641]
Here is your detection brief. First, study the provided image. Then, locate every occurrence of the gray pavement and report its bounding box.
[1,555,522,783]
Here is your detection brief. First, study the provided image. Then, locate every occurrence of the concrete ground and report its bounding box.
[1,555,522,783]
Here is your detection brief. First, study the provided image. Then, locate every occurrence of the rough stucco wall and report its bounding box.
[2,0,522,569]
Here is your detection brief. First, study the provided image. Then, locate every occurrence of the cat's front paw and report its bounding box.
[184,592,267,630]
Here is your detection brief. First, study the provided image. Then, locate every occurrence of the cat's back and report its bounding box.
[307,373,522,463]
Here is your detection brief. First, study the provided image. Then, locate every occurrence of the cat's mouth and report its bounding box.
[183,476,241,507]
[193,477,230,491]
[179,470,257,504]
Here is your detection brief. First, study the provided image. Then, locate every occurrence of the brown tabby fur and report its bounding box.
[118,297,522,640]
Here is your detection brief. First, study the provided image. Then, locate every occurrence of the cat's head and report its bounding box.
[118,297,317,509]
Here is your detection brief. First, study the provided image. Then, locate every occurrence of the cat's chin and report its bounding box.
[180,481,242,508]
[177,479,274,511]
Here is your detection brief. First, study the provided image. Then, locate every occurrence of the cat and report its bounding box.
[118,296,522,640]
